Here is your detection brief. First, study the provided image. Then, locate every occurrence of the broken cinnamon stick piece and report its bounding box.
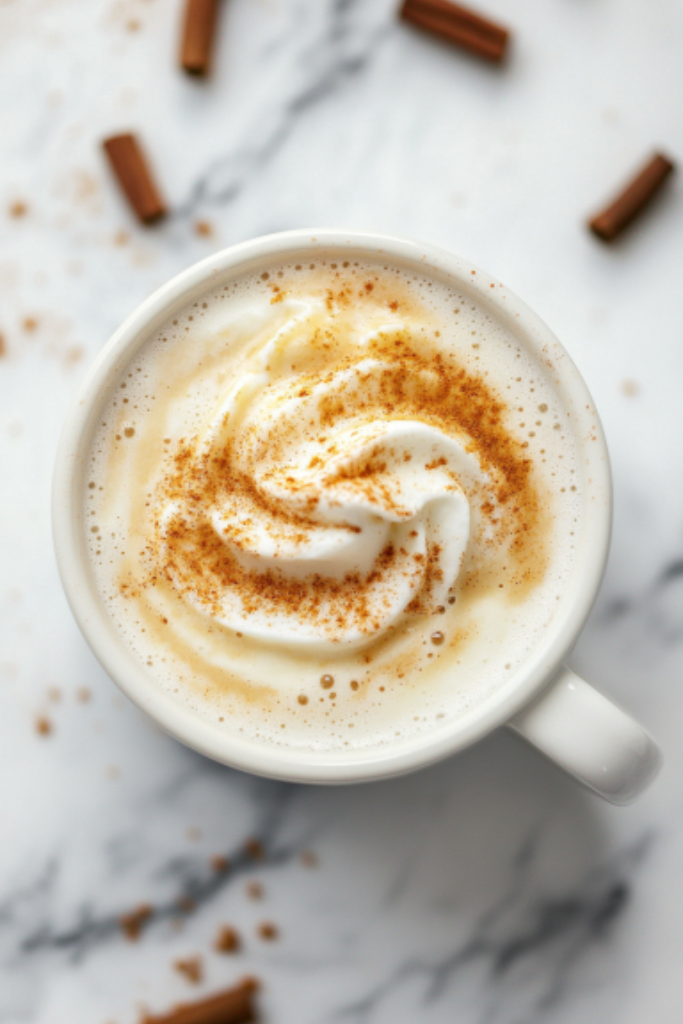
[400,0,509,63]
[141,977,260,1024]
[180,0,220,76]
[589,152,675,242]
[102,134,166,225]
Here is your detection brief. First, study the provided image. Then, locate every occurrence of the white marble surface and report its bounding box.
[1,0,683,1021]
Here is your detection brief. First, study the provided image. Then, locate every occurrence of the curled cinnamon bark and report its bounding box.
[400,0,509,63]
[141,977,260,1024]
[102,134,166,225]
[180,0,221,76]
[589,152,675,242]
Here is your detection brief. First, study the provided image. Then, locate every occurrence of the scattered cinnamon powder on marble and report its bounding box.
[210,854,229,873]
[176,895,196,914]
[173,956,203,985]
[120,902,153,940]
[63,345,84,367]
[245,881,263,900]
[35,716,52,736]
[621,379,640,397]
[9,200,27,218]
[194,219,214,237]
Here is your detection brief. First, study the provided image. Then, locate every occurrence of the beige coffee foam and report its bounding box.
[84,259,582,753]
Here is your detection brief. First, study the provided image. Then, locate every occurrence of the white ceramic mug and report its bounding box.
[52,230,662,803]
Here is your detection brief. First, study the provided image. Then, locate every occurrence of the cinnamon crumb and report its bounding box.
[119,903,153,940]
[300,850,318,867]
[246,881,263,900]
[176,895,196,913]
[244,838,265,860]
[0,333,5,357]
[35,716,52,736]
[9,200,28,218]
[214,925,241,953]
[22,317,38,332]
[76,686,92,703]
[173,956,203,985]
[194,219,214,238]
[257,921,278,941]
[211,854,229,874]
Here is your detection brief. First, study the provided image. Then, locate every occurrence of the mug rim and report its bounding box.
[52,229,612,783]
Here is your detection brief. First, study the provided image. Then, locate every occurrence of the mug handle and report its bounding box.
[507,666,662,805]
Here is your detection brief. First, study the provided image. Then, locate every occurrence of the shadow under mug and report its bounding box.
[52,230,662,803]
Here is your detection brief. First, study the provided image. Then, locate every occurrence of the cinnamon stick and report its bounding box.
[180,0,220,76]
[141,978,259,1024]
[589,152,675,242]
[400,0,509,63]
[406,0,507,44]
[102,134,166,225]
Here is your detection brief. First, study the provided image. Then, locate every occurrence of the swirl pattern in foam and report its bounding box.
[85,260,582,752]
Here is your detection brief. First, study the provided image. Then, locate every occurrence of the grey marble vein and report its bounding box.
[9,779,297,965]
[337,833,652,1024]
[176,0,389,217]
[596,550,683,646]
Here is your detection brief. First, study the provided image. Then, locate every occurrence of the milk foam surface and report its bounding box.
[85,258,582,752]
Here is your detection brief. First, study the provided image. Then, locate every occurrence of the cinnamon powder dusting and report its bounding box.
[128,327,544,643]
[91,262,573,744]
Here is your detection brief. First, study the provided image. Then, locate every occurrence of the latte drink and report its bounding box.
[84,255,582,753]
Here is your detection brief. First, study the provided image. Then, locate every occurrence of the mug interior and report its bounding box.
[52,230,612,783]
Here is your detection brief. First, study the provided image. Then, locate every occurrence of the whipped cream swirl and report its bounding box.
[150,298,517,653]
